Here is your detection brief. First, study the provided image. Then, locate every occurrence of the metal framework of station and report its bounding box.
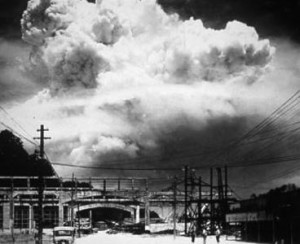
[0,166,234,235]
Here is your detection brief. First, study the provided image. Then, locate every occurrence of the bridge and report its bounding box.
[0,172,233,234]
[0,176,185,231]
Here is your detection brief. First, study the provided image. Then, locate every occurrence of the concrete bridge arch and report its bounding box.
[73,203,135,216]
[72,203,142,223]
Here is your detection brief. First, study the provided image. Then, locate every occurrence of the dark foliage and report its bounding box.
[0,129,55,176]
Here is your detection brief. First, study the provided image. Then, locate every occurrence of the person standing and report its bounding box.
[191,226,196,243]
[202,228,207,244]
[215,226,221,243]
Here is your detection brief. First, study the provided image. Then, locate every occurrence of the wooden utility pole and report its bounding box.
[34,125,51,159]
[224,165,228,232]
[71,174,75,227]
[37,174,44,244]
[198,177,202,232]
[210,168,214,234]
[75,178,81,237]
[184,166,188,234]
[34,125,51,244]
[10,177,14,243]
[224,166,228,201]
[173,176,177,239]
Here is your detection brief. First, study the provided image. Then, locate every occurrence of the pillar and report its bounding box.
[135,205,140,223]
[58,192,64,226]
[29,205,33,230]
[3,202,10,229]
[58,178,64,226]
[145,195,150,231]
[58,203,64,226]
[89,210,93,226]
[68,207,72,222]
[9,191,14,232]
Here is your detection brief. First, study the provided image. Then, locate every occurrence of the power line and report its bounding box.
[0,121,37,146]
[0,105,35,140]
[230,163,300,191]
[43,91,300,171]
[208,90,300,168]
[50,152,300,171]
[51,162,181,171]
[227,185,243,200]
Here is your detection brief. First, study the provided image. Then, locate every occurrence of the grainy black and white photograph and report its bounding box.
[1,0,300,243]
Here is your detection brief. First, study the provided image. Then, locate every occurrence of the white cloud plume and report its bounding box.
[7,0,280,176]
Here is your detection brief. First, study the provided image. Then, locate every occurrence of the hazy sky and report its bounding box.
[1,0,300,199]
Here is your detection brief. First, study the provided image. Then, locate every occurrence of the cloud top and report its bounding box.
[15,0,276,174]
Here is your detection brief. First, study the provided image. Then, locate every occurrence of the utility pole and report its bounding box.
[71,174,74,227]
[34,125,51,159]
[34,125,51,244]
[10,177,14,244]
[184,166,202,236]
[224,165,228,233]
[217,167,224,229]
[173,176,177,239]
[184,166,188,235]
[198,177,202,232]
[210,168,214,234]
[75,178,81,238]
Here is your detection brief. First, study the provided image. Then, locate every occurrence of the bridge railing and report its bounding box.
[0,176,148,192]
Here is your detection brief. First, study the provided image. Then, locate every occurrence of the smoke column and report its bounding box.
[11,0,280,179]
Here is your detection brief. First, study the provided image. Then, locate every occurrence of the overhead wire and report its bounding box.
[3,88,297,196]
[213,90,300,168]
[0,105,35,140]
[51,161,181,171]
[0,121,37,146]
[230,163,300,191]
[48,90,300,170]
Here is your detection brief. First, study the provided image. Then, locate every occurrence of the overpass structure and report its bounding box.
[0,171,234,234]
[0,176,180,231]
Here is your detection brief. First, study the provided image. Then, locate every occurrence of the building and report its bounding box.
[226,185,300,244]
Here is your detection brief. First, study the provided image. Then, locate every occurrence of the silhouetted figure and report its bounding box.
[191,230,195,243]
[191,225,196,243]
[202,228,207,244]
[215,226,221,243]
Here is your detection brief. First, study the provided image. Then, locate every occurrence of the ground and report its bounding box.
[75,231,269,244]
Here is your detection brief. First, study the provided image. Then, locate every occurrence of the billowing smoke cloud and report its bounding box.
[6,0,283,180]
[0,38,47,105]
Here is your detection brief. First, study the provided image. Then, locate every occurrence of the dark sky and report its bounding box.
[0,0,27,39]
[158,0,300,42]
[1,0,300,41]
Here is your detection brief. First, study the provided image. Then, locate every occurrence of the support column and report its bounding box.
[89,210,93,226]
[58,178,64,226]
[210,167,214,234]
[29,205,33,230]
[58,202,64,226]
[173,177,177,239]
[184,166,188,235]
[145,194,150,231]
[135,205,140,223]
[68,207,72,222]
[9,180,14,242]
[198,177,202,231]
[3,202,10,229]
